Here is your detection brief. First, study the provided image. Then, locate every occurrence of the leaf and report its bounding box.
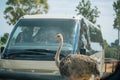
[75,0,100,24]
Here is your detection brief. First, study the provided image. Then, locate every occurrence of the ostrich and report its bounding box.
[55,33,100,80]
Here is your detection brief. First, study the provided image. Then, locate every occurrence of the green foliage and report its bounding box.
[4,0,49,25]
[113,0,120,29]
[105,46,120,60]
[111,39,119,47]
[0,33,9,44]
[75,0,100,24]
[103,40,108,49]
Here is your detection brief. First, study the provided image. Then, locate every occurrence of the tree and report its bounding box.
[75,0,100,23]
[111,39,119,47]
[1,33,9,44]
[113,0,120,45]
[4,0,49,25]
[113,0,120,29]
[103,39,108,49]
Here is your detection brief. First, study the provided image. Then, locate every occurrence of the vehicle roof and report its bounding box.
[21,14,101,30]
[21,14,84,19]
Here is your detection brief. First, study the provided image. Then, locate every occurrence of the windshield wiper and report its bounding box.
[6,49,65,58]
[7,51,46,57]
[26,49,56,53]
[26,49,65,57]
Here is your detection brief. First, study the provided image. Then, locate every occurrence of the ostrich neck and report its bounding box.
[55,38,63,68]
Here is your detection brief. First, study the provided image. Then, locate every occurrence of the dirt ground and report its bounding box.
[104,62,117,73]
[101,63,117,79]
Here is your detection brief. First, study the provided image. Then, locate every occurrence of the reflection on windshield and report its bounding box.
[7,19,76,55]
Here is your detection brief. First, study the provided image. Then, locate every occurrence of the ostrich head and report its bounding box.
[55,33,63,42]
[55,33,63,68]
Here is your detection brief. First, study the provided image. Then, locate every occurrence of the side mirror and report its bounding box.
[80,48,86,55]
[0,46,4,53]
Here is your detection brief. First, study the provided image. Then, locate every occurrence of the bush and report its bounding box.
[105,47,120,60]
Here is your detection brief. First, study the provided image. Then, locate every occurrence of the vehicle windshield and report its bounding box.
[4,18,77,59]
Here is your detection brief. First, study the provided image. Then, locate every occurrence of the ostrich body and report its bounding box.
[55,33,100,80]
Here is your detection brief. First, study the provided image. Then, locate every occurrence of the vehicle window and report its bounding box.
[8,19,76,49]
[4,19,77,60]
[79,19,103,56]
[89,26,103,43]
[88,24,103,52]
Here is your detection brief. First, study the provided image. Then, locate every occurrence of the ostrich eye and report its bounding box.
[57,35,60,37]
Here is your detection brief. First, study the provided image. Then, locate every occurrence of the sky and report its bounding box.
[0,0,118,44]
